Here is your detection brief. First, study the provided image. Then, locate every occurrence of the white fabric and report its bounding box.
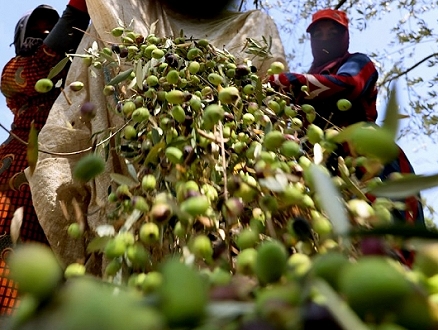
[27,0,287,269]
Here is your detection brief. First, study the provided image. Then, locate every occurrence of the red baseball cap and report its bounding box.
[306,9,349,32]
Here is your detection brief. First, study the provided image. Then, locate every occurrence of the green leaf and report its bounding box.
[263,120,273,135]
[86,236,111,253]
[120,210,142,232]
[258,174,288,192]
[309,164,350,240]
[126,163,139,182]
[27,121,39,176]
[151,127,163,145]
[382,85,399,139]
[368,173,438,198]
[47,56,70,80]
[338,157,370,201]
[135,59,144,90]
[207,301,254,322]
[108,68,134,86]
[109,173,139,188]
[313,279,371,330]
[144,141,166,165]
[98,51,115,64]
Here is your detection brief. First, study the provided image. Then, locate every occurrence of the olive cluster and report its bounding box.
[79,27,331,267]
[17,25,433,330]
[68,26,410,277]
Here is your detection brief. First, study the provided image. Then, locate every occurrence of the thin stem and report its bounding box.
[0,121,129,157]
[381,52,438,85]
[218,121,233,269]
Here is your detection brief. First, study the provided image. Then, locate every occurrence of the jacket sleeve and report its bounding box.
[43,5,90,55]
[273,53,378,102]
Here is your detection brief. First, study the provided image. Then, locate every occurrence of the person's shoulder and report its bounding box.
[347,52,373,62]
[344,52,376,69]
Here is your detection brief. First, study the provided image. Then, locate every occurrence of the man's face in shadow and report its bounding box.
[26,18,57,40]
[161,0,233,18]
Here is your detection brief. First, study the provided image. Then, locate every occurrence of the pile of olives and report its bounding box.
[18,25,435,330]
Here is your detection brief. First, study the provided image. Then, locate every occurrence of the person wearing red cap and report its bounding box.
[0,0,89,315]
[269,9,424,226]
[270,8,378,128]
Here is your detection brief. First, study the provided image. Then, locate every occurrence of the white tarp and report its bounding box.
[27,0,287,270]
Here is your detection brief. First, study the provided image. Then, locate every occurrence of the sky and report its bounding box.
[1,1,437,221]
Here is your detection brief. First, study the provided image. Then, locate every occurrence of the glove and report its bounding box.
[68,0,87,12]
[268,73,291,89]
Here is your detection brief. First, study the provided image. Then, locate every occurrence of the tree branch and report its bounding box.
[335,0,348,10]
[382,52,438,85]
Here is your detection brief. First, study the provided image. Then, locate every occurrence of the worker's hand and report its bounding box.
[68,0,87,12]
[268,73,291,89]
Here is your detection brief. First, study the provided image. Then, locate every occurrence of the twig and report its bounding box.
[196,128,230,144]
[334,0,348,10]
[238,0,244,11]
[218,122,228,200]
[381,52,438,85]
[61,87,72,106]
[218,121,233,269]
[0,124,27,145]
[40,122,129,157]
[0,121,128,157]
[265,211,277,239]
[72,26,118,46]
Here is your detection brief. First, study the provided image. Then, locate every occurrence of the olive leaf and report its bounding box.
[143,141,166,165]
[368,172,438,198]
[10,207,23,245]
[207,302,254,322]
[243,37,273,58]
[26,121,39,176]
[338,157,370,201]
[120,209,143,232]
[313,279,371,330]
[135,59,144,90]
[47,56,70,80]
[258,173,288,192]
[309,164,351,241]
[98,51,116,64]
[109,173,139,188]
[86,236,112,253]
[313,143,323,165]
[108,68,134,86]
[381,85,399,139]
[151,127,164,145]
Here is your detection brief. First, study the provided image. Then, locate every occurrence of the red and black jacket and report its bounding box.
[271,52,424,225]
[273,52,378,129]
